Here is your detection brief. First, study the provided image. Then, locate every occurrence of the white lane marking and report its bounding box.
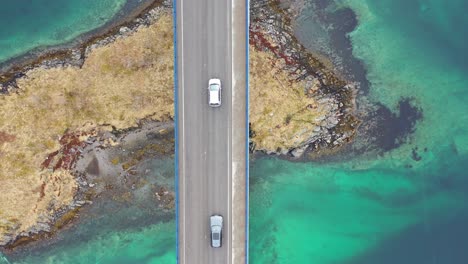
[227,0,233,262]
[179,0,186,262]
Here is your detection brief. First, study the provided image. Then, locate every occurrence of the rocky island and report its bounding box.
[0,0,358,250]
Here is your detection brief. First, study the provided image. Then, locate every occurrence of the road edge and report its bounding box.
[231,0,249,262]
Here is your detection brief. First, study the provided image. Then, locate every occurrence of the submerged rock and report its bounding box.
[249,0,359,158]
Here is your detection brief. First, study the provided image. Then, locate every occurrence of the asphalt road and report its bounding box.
[176,0,233,263]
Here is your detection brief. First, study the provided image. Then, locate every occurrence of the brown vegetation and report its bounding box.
[0,13,173,243]
[1,5,352,245]
[249,47,333,153]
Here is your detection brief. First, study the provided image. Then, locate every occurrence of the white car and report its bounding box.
[210,214,223,248]
[208,78,222,107]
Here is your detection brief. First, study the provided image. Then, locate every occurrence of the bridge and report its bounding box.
[174,0,249,263]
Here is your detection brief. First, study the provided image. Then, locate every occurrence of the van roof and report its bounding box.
[209,90,220,105]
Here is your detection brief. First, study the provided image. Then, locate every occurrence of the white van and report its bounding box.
[210,214,223,248]
[208,78,222,107]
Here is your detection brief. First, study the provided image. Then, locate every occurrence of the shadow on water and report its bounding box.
[341,209,468,264]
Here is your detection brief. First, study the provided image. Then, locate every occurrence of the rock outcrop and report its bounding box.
[249,0,359,158]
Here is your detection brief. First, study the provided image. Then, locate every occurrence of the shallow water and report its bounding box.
[2,0,468,263]
[3,157,176,264]
[0,0,128,64]
[252,0,468,262]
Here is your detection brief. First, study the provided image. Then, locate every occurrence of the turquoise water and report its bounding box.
[0,0,126,63]
[3,0,468,263]
[249,0,468,263]
[3,158,177,264]
[249,154,468,263]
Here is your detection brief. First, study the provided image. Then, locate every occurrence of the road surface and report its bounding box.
[175,0,248,263]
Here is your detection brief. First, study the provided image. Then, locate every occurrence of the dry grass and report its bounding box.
[1,10,333,243]
[0,13,174,241]
[249,47,330,152]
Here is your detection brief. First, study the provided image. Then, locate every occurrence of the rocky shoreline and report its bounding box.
[249,0,359,159]
[0,0,170,94]
[1,120,175,251]
[0,0,360,251]
[0,1,173,249]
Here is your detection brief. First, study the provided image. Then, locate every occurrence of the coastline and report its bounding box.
[287,0,424,161]
[0,0,169,92]
[1,0,463,262]
[4,120,176,258]
[249,0,360,159]
[0,1,173,250]
[0,0,362,159]
[1,119,176,252]
[1,0,361,251]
